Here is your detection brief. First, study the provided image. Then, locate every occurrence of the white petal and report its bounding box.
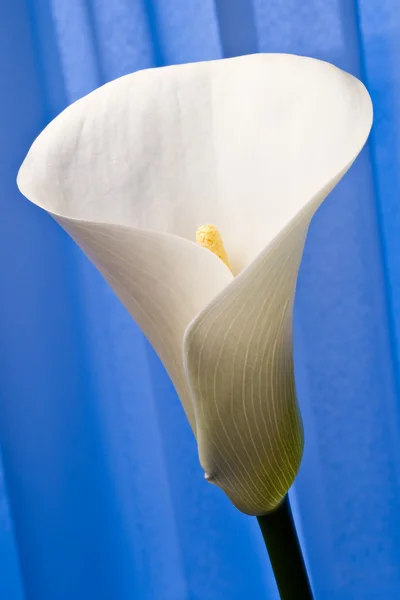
[17,54,372,273]
[183,187,324,514]
[182,61,372,514]
[53,218,233,429]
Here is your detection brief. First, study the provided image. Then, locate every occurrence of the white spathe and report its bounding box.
[17,54,373,515]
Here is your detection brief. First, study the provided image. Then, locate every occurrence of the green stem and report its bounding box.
[257,495,313,600]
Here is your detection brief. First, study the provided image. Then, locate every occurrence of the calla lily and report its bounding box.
[17,53,372,516]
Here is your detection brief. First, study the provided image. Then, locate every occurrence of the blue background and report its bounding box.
[1,1,400,598]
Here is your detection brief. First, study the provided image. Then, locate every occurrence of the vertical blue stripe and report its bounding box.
[89,0,157,80]
[0,454,24,600]
[214,0,259,58]
[146,0,222,65]
[356,0,400,414]
[49,0,102,101]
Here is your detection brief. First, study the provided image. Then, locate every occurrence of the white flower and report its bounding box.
[17,54,372,515]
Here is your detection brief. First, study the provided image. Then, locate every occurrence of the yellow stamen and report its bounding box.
[196,224,231,271]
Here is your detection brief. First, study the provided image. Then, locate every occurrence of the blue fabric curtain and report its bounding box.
[1,1,400,598]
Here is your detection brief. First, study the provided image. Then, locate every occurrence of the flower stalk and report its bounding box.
[257,495,313,599]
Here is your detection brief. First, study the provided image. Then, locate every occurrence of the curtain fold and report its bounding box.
[1,1,400,599]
